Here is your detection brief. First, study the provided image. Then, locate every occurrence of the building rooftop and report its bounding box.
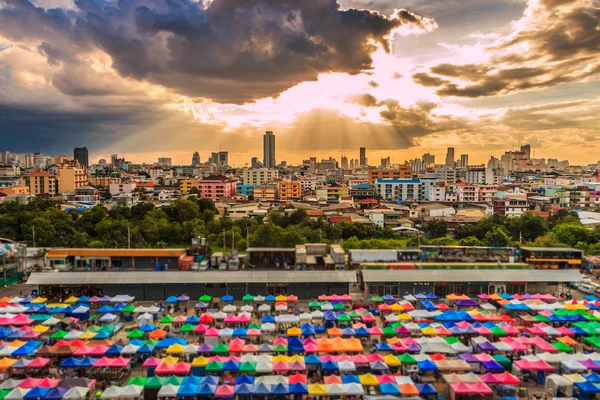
[375,178,421,184]
[362,269,582,283]
[27,270,357,285]
[521,246,583,253]
[46,248,187,258]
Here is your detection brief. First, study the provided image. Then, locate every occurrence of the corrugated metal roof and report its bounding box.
[521,247,583,252]
[246,248,296,252]
[27,270,357,285]
[361,269,583,283]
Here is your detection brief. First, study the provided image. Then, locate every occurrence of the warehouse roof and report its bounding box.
[45,248,186,258]
[521,247,583,253]
[27,270,357,285]
[361,269,583,283]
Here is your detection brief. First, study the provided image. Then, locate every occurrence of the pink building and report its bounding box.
[199,175,237,200]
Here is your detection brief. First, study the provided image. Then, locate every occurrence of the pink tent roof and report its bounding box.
[361,314,376,322]
[303,344,318,353]
[289,361,306,371]
[352,354,369,364]
[111,357,131,367]
[478,294,492,300]
[514,359,554,371]
[223,316,237,323]
[93,357,113,367]
[38,378,61,388]
[287,295,298,302]
[530,338,558,353]
[142,357,161,368]
[89,296,101,302]
[479,373,501,384]
[475,326,493,335]
[289,374,308,384]
[246,328,261,337]
[339,295,352,302]
[368,327,383,336]
[318,295,330,301]
[204,328,220,336]
[171,362,191,374]
[73,346,94,356]
[526,326,547,335]
[237,315,250,323]
[215,385,234,398]
[367,354,385,363]
[193,324,208,333]
[173,316,186,323]
[451,382,493,395]
[27,357,50,368]
[391,342,408,352]
[495,372,520,385]
[556,326,575,336]
[273,338,287,345]
[154,363,173,374]
[396,326,411,335]
[273,362,289,372]
[243,344,258,352]
[18,378,41,388]
[376,375,397,384]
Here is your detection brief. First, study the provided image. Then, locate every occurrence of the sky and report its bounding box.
[0,0,599,166]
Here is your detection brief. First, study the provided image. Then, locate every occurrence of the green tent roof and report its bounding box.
[127,330,144,339]
[180,324,195,333]
[371,296,384,303]
[127,377,148,386]
[551,342,573,352]
[121,305,135,313]
[273,344,288,352]
[144,376,165,389]
[199,295,212,302]
[0,390,11,400]
[239,362,256,372]
[382,327,397,336]
[205,361,224,371]
[213,343,228,353]
[399,353,416,364]
[159,315,173,324]
[242,294,254,302]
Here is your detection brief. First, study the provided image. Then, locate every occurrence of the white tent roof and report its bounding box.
[157,385,180,398]
[101,386,123,399]
[110,295,135,303]
[119,385,143,398]
[5,388,30,400]
[63,387,90,400]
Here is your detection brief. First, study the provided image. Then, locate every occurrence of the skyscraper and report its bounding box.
[359,147,367,167]
[341,156,348,169]
[520,144,531,160]
[445,147,455,167]
[460,154,469,168]
[73,147,89,168]
[0,151,11,166]
[422,152,435,165]
[192,152,201,166]
[263,131,276,168]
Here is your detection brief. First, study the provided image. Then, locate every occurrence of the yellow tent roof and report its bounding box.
[390,303,404,312]
[64,296,79,304]
[289,355,304,363]
[47,303,68,308]
[33,325,50,333]
[565,303,588,310]
[563,374,586,383]
[161,356,180,364]
[384,354,401,366]
[421,327,438,336]
[0,358,17,368]
[287,327,301,337]
[166,344,185,354]
[191,356,209,367]
[273,355,289,363]
[360,374,380,386]
[275,295,287,302]
[308,384,327,396]
[31,297,48,304]
[79,331,96,340]
[397,313,412,321]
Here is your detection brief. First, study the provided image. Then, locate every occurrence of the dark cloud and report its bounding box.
[412,1,600,98]
[368,80,379,88]
[0,0,435,103]
[347,93,379,107]
[391,72,403,79]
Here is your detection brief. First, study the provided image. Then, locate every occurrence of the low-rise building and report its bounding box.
[279,181,301,200]
[493,196,529,217]
[24,172,59,196]
[368,167,412,184]
[179,179,199,195]
[47,162,87,193]
[241,168,279,185]
[198,175,237,200]
[109,182,137,196]
[375,178,420,202]
[349,183,375,200]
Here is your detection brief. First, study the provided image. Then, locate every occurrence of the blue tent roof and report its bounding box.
[165,296,178,303]
[503,303,531,311]
[382,295,395,301]
[355,326,370,337]
[289,383,308,395]
[500,293,513,300]
[79,357,98,367]
[222,295,233,302]
[272,383,289,395]
[415,293,428,300]
[177,384,199,397]
[342,328,355,336]
[575,381,600,393]
[200,376,220,386]
[301,324,315,336]
[94,331,111,339]
[417,360,438,371]
[45,387,68,400]
[234,383,253,396]
[140,324,156,332]
[223,361,240,371]
[186,315,199,324]
[235,376,254,385]
[137,344,154,354]
[264,295,276,302]
[380,383,401,395]
[232,328,247,337]
[24,387,50,399]
[417,383,438,395]
[197,384,216,396]
[97,305,114,313]
[253,383,271,396]
[182,377,201,386]
[129,339,145,346]
[156,338,187,348]
[376,342,393,351]
[77,296,90,303]
[342,375,360,384]
[583,372,600,383]
[261,315,275,323]
[321,360,338,371]
[426,292,438,299]
[420,300,437,310]
[304,354,321,365]
[60,357,81,368]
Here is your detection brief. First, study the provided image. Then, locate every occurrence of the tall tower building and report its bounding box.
[520,144,531,160]
[460,154,469,168]
[192,152,200,166]
[341,156,348,169]
[359,147,367,167]
[73,147,89,168]
[422,152,435,165]
[0,151,11,166]
[445,147,455,167]
[263,131,276,168]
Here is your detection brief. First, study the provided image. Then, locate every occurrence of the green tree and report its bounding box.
[552,223,589,246]
[422,219,448,239]
[507,212,549,243]
[188,187,200,195]
[474,214,508,240]
[483,226,512,247]
[429,236,459,246]
[459,236,483,246]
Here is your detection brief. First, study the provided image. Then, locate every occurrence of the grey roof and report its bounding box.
[521,246,583,253]
[246,247,296,252]
[361,269,583,283]
[27,270,357,285]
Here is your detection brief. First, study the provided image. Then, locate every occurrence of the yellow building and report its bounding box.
[0,186,30,195]
[179,179,199,194]
[279,181,301,200]
[88,176,121,188]
[254,184,278,201]
[47,162,87,193]
[24,172,59,195]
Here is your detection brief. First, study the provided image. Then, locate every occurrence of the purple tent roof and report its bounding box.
[455,299,479,307]
[407,343,421,352]
[521,293,534,300]
[459,353,478,363]
[198,344,213,353]
[99,296,112,302]
[481,360,504,371]
[195,302,208,309]
[580,359,600,370]
[477,342,498,352]
[178,295,190,302]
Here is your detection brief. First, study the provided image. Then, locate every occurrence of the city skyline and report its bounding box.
[0,0,599,164]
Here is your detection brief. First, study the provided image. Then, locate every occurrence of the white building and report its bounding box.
[109,183,137,196]
[419,177,439,201]
[436,167,457,184]
[428,185,446,202]
[241,168,279,185]
[455,184,480,202]
[375,178,420,202]
[465,167,495,185]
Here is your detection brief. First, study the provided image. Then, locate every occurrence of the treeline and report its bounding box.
[0,198,396,250]
[421,210,600,254]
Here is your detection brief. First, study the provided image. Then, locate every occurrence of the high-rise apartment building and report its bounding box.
[157,157,172,167]
[0,151,11,166]
[73,147,89,168]
[460,154,469,168]
[520,144,531,160]
[445,147,455,167]
[191,152,201,166]
[422,152,435,165]
[241,168,279,185]
[341,156,348,169]
[263,131,276,168]
[211,152,229,167]
[359,147,367,167]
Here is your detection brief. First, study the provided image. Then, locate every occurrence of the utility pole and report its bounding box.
[127,227,131,249]
[32,226,36,248]
[222,229,226,256]
[232,228,235,252]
